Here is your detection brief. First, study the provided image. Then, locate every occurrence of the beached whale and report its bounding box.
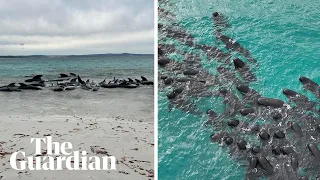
[118,81,138,88]
[57,78,79,87]
[18,83,42,90]
[127,78,139,85]
[47,74,72,82]
[0,83,21,92]
[140,76,153,85]
[53,86,64,91]
[98,78,107,86]
[0,86,12,92]
[25,75,43,82]
[64,85,76,91]
[101,82,118,88]
[101,82,138,89]
[99,77,139,89]
[77,76,86,85]
[28,81,45,87]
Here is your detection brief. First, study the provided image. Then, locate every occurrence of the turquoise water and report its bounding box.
[158,0,320,179]
[0,54,153,82]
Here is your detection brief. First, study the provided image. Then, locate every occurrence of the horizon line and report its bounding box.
[0,53,154,57]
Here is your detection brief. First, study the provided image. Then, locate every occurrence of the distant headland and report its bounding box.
[0,53,153,58]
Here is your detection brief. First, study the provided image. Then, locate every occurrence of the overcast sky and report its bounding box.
[0,0,154,55]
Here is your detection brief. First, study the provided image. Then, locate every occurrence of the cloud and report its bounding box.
[0,0,154,55]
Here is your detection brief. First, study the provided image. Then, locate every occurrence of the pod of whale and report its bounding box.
[158,2,320,179]
[0,73,153,92]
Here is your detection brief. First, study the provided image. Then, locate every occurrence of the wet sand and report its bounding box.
[0,85,154,180]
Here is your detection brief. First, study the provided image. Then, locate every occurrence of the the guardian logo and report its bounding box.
[10,136,117,170]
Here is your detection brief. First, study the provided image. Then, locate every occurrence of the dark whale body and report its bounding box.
[258,157,274,175]
[0,83,21,92]
[237,140,247,150]
[249,157,258,169]
[233,58,257,82]
[283,88,316,109]
[257,97,284,108]
[217,34,257,63]
[157,8,320,178]
[18,83,42,90]
[299,76,320,98]
[259,129,270,141]
[25,75,43,82]
[307,144,320,160]
[240,108,254,116]
[158,58,171,66]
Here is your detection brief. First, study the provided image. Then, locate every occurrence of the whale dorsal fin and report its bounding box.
[135,79,141,83]
[60,73,69,78]
[7,83,15,87]
[70,78,77,83]
[141,76,148,81]
[128,78,134,82]
[33,75,42,80]
[77,76,85,84]
[70,73,76,76]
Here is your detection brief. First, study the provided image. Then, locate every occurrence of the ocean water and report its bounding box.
[0,54,154,120]
[0,54,153,80]
[158,0,320,179]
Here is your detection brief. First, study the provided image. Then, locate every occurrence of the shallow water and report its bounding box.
[158,0,320,179]
[0,54,153,79]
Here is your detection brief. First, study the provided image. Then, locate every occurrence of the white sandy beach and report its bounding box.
[0,85,154,180]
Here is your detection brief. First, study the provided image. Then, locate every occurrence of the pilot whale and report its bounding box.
[299,76,320,99]
[216,33,257,64]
